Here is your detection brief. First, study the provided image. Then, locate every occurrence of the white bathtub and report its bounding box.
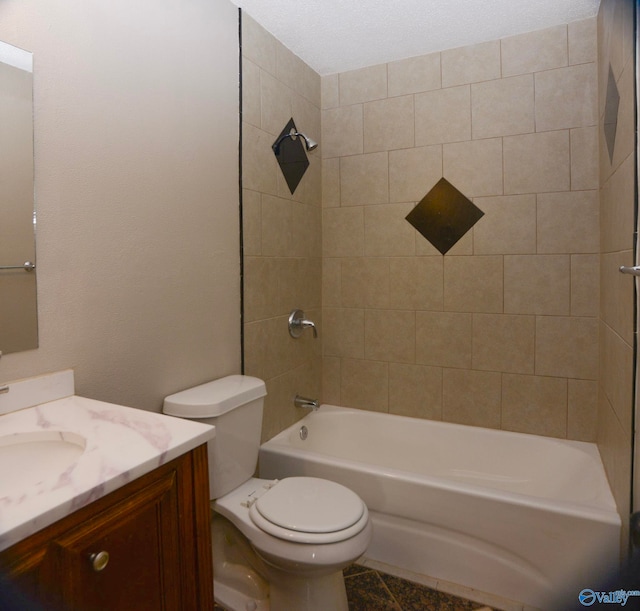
[259,405,621,609]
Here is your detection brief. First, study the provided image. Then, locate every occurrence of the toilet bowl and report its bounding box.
[163,375,372,611]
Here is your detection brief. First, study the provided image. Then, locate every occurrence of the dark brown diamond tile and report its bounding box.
[604,64,620,163]
[406,177,484,254]
[272,117,310,194]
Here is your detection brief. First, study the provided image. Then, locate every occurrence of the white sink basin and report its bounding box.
[0,431,86,495]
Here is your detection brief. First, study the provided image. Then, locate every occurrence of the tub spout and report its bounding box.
[294,395,319,411]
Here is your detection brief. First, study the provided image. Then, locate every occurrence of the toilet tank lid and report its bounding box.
[163,375,266,418]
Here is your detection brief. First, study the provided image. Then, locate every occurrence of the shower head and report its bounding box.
[297,132,318,151]
[272,129,318,154]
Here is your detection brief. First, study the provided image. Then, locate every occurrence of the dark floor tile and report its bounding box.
[345,568,402,611]
[344,563,374,578]
[216,564,491,611]
[380,572,485,611]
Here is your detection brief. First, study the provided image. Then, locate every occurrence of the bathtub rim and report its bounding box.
[260,404,621,527]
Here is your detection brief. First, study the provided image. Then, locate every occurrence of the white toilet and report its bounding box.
[163,375,372,611]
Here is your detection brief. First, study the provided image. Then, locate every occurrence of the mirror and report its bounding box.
[0,41,37,354]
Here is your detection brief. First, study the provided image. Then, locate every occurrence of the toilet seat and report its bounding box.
[247,477,368,544]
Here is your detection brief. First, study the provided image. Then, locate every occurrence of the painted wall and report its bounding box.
[240,14,322,441]
[0,0,241,411]
[321,20,600,441]
[597,0,636,548]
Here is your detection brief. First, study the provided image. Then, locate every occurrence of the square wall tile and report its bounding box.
[600,155,635,253]
[571,254,599,317]
[535,316,598,380]
[340,152,389,206]
[471,75,534,139]
[241,13,278,74]
[504,255,570,315]
[535,64,597,131]
[322,157,340,207]
[472,313,535,374]
[243,257,283,321]
[243,320,267,379]
[322,356,341,404]
[389,146,443,203]
[242,124,279,195]
[416,311,472,368]
[341,258,390,309]
[444,256,503,313]
[537,190,599,254]
[571,127,599,190]
[322,105,363,158]
[364,95,414,152]
[321,74,339,109]
[388,257,444,311]
[339,64,388,106]
[365,203,416,256]
[242,59,261,129]
[502,374,567,437]
[389,363,443,420]
[568,379,597,441]
[365,309,416,363]
[323,207,364,257]
[261,72,293,136]
[415,86,471,146]
[601,322,634,432]
[388,52,441,96]
[501,25,568,77]
[442,369,502,428]
[600,251,634,345]
[323,308,365,358]
[443,138,503,197]
[597,396,632,521]
[276,44,320,105]
[503,131,570,194]
[261,194,291,256]
[322,257,342,307]
[242,189,262,256]
[569,18,597,65]
[341,358,389,412]
[441,40,501,87]
[472,195,536,255]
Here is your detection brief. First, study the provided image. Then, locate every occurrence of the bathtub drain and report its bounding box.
[299,425,308,440]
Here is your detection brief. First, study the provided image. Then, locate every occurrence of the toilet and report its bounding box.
[163,375,372,611]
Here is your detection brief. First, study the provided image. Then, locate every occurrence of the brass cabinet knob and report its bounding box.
[89,551,110,572]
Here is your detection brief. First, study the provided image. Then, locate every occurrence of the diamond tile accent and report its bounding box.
[272,118,309,194]
[604,65,620,164]
[406,177,484,254]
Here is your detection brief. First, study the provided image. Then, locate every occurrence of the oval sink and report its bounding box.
[0,431,86,496]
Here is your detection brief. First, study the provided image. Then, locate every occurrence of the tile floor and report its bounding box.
[214,564,494,611]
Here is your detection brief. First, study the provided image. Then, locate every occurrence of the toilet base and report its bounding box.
[212,513,351,611]
[262,565,348,611]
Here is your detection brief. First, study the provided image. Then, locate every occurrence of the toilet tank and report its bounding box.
[163,375,266,499]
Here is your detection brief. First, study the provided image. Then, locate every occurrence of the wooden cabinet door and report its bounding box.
[0,445,213,611]
[51,471,181,611]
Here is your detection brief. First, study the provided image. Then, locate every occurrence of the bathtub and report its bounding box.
[259,405,621,609]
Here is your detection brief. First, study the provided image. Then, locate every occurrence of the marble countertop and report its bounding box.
[0,372,215,552]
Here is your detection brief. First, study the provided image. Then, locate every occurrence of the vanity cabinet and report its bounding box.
[0,445,214,610]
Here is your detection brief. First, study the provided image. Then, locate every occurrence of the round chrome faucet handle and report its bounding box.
[288,309,318,339]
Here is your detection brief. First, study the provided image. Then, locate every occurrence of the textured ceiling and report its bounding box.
[230,0,600,75]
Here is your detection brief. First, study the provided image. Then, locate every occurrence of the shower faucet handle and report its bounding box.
[288,309,318,339]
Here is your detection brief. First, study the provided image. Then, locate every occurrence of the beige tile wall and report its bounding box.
[597,0,636,547]
[241,13,323,441]
[321,18,600,441]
